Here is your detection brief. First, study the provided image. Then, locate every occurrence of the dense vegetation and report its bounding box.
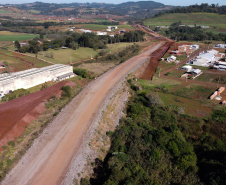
[163,22,226,41]
[156,4,226,17]
[82,81,226,185]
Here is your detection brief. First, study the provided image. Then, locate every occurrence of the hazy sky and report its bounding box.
[0,0,225,6]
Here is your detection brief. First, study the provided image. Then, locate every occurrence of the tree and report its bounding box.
[14,40,20,50]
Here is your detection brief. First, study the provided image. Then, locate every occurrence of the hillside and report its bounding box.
[144,13,226,33]
[0,1,172,20]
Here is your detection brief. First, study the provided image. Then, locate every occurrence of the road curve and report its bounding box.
[2,41,165,185]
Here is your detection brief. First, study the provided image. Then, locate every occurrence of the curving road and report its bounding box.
[2,41,165,185]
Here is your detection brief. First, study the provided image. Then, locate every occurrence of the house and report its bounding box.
[170,50,179,54]
[167,55,176,63]
[181,65,192,71]
[215,44,226,48]
[0,62,5,68]
[191,50,218,67]
[190,45,199,50]
[97,31,107,36]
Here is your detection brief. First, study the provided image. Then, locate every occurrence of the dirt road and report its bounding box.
[2,42,165,185]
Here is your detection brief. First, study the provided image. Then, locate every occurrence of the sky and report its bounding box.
[0,0,225,6]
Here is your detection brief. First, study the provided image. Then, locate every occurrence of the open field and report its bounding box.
[7,42,139,65]
[137,77,219,117]
[0,31,37,41]
[0,48,49,72]
[35,48,98,64]
[144,13,226,33]
[106,42,139,53]
[74,24,135,31]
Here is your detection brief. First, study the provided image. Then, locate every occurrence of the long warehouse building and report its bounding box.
[0,64,74,94]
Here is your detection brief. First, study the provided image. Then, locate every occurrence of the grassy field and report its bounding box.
[106,42,139,53]
[35,47,98,64]
[7,42,138,65]
[0,48,49,72]
[0,31,37,41]
[136,77,219,117]
[0,10,10,13]
[74,24,135,31]
[144,13,226,33]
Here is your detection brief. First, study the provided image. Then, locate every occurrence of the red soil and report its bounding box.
[140,42,174,80]
[0,81,75,150]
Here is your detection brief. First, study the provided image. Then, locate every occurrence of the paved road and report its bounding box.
[2,42,165,185]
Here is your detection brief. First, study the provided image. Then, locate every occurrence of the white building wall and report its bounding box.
[0,64,74,94]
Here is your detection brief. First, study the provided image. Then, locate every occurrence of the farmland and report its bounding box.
[0,48,49,72]
[0,31,37,41]
[144,13,226,33]
[34,47,98,64]
[137,77,218,118]
[74,24,135,31]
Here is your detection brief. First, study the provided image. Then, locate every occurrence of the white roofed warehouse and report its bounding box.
[0,64,74,94]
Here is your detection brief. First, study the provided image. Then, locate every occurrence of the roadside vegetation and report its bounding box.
[83,79,226,185]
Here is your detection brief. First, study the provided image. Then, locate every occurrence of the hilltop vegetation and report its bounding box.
[156,3,226,15]
[144,13,226,33]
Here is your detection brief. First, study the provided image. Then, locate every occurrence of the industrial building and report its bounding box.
[0,64,74,94]
[189,49,219,67]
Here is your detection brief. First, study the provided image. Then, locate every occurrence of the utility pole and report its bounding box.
[217,76,220,88]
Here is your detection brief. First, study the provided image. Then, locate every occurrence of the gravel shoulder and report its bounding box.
[2,42,164,185]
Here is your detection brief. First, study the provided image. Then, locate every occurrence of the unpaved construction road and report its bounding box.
[2,41,164,185]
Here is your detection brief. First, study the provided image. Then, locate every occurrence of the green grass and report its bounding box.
[28,10,41,14]
[0,34,37,41]
[0,10,10,13]
[35,47,98,64]
[106,42,138,53]
[196,72,226,84]
[0,48,49,71]
[144,13,226,33]
[13,42,137,65]
[75,24,134,31]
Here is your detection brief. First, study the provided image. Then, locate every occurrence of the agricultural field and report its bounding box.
[35,47,98,64]
[18,42,139,65]
[144,13,226,33]
[0,31,38,41]
[0,48,49,72]
[74,24,135,31]
[137,77,220,117]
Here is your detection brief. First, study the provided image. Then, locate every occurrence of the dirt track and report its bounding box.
[2,42,165,185]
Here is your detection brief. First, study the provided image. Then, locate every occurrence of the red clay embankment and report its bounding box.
[0,81,75,150]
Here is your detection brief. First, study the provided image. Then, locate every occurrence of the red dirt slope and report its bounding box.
[0,81,75,150]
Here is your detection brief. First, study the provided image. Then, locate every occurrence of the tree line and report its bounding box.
[155,3,226,17]
[14,30,145,54]
[163,22,226,42]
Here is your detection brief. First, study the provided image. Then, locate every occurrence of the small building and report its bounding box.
[181,65,192,71]
[97,31,107,36]
[170,50,179,54]
[167,55,176,63]
[0,62,5,68]
[215,44,226,48]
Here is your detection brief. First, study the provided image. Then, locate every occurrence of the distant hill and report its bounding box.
[2,1,173,20]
